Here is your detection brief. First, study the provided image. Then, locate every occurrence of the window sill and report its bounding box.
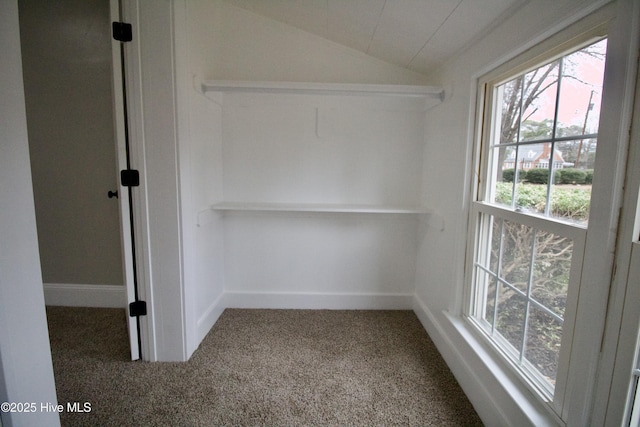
[440,311,565,426]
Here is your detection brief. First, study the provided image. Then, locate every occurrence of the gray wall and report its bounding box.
[19,0,123,286]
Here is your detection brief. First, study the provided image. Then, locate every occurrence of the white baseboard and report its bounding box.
[196,292,226,344]
[43,283,126,308]
[412,295,507,426]
[412,294,557,427]
[223,291,413,310]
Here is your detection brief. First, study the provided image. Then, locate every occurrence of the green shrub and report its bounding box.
[584,170,594,184]
[503,169,528,183]
[554,169,563,184]
[495,182,591,222]
[551,188,591,220]
[556,168,586,184]
[525,168,549,184]
[495,182,513,205]
[495,183,547,211]
[503,168,516,183]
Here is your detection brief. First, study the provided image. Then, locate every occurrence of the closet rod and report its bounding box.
[201,80,444,100]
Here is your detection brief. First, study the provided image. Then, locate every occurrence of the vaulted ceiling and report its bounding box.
[223,0,526,76]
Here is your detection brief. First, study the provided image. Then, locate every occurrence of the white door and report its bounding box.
[110,0,140,360]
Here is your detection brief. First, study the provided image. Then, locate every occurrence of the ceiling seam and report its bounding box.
[407,0,465,69]
[366,0,387,55]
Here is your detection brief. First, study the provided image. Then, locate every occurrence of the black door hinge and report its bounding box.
[129,300,147,317]
[112,22,132,42]
[121,169,139,187]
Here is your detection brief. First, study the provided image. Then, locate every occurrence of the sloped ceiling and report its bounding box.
[223,0,525,76]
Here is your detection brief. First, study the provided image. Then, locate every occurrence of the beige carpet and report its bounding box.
[47,307,483,426]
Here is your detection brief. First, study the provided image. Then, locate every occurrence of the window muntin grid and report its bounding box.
[474,214,572,395]
[487,39,607,226]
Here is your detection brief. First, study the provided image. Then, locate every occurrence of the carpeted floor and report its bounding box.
[46,307,483,426]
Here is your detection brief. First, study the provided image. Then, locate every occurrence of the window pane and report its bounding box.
[500,220,533,293]
[494,181,513,207]
[520,61,560,142]
[490,216,502,274]
[513,143,550,215]
[477,267,498,327]
[492,146,515,207]
[473,212,576,393]
[498,77,523,144]
[553,137,597,171]
[517,143,549,172]
[525,306,563,386]
[532,230,572,317]
[556,39,607,138]
[487,40,605,227]
[550,140,593,225]
[495,283,526,355]
[549,185,591,224]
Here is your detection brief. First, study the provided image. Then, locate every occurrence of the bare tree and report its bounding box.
[495,43,606,179]
[495,61,560,180]
[486,220,572,381]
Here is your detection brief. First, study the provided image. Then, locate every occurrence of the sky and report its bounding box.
[527,39,607,135]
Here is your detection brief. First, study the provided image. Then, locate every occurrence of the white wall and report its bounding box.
[221,94,426,206]
[179,0,227,356]
[0,1,59,425]
[181,88,226,354]
[219,92,426,303]
[210,1,430,85]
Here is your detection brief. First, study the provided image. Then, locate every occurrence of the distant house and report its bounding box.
[503,143,573,170]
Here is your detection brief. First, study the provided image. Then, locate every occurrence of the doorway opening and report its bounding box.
[18,0,140,360]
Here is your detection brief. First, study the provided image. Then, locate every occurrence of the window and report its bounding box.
[467,37,607,413]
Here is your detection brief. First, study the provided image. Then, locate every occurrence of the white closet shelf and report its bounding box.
[201,80,444,100]
[210,202,432,215]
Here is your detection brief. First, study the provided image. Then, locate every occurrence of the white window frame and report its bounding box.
[464,17,626,422]
[589,0,640,422]
[468,203,586,403]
